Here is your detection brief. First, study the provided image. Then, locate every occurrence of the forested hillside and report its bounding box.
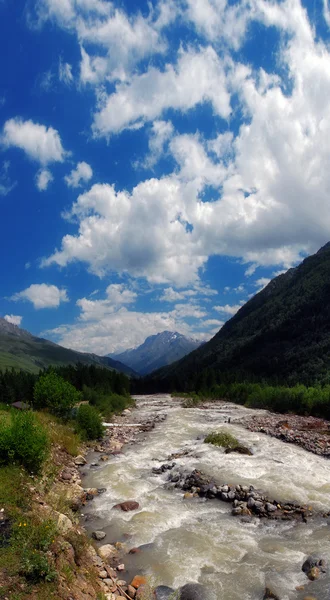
[147,243,330,390]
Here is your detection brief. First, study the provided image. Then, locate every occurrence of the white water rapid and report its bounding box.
[82,395,330,600]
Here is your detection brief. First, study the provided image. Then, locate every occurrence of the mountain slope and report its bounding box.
[111,331,202,375]
[154,243,330,387]
[0,318,136,376]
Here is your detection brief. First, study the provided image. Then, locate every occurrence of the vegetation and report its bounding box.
[76,404,104,440]
[34,372,82,418]
[204,431,239,448]
[0,410,49,473]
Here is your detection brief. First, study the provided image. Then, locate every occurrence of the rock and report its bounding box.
[179,582,213,600]
[307,567,320,581]
[232,507,242,516]
[224,445,253,455]
[99,570,108,579]
[263,587,280,600]
[131,576,147,589]
[61,468,72,481]
[113,501,140,512]
[92,530,106,540]
[127,585,136,598]
[75,455,87,465]
[122,409,131,415]
[117,564,125,571]
[56,512,73,534]
[136,585,153,600]
[117,580,127,586]
[129,547,141,554]
[302,555,326,573]
[154,586,176,600]
[98,488,107,494]
[265,503,277,512]
[98,544,118,560]
[117,597,127,600]
[184,492,194,499]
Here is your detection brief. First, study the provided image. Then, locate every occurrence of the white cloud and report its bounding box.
[11,284,69,309]
[0,160,16,196]
[77,284,137,321]
[4,314,22,326]
[214,304,241,316]
[36,168,53,191]
[1,118,67,165]
[160,287,197,302]
[64,161,93,187]
[143,120,174,168]
[186,0,250,50]
[59,58,73,84]
[92,46,231,136]
[254,277,271,292]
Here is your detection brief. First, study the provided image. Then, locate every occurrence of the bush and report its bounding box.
[76,404,104,440]
[204,431,239,449]
[34,372,81,418]
[12,517,57,583]
[0,411,49,473]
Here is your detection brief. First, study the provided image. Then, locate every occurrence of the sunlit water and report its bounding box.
[82,395,330,600]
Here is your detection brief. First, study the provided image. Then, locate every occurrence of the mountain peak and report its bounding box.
[111,330,201,375]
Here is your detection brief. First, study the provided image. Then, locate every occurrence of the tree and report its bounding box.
[34,372,81,418]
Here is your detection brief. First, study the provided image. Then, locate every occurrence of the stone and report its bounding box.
[184,492,194,499]
[265,503,277,512]
[232,507,242,516]
[136,585,153,600]
[154,586,176,600]
[75,455,87,465]
[263,587,280,600]
[247,497,255,509]
[99,570,108,579]
[224,446,253,455]
[127,585,136,598]
[56,512,73,534]
[117,580,127,586]
[117,564,125,571]
[307,567,320,581]
[302,555,325,573]
[61,468,72,481]
[113,501,140,512]
[129,547,141,554]
[98,544,118,560]
[131,576,147,589]
[179,582,214,600]
[92,530,106,540]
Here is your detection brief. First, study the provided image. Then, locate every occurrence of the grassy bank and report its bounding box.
[174,382,330,419]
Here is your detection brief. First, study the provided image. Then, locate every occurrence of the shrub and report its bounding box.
[34,372,81,418]
[204,431,239,449]
[0,411,49,473]
[12,517,57,583]
[76,404,104,440]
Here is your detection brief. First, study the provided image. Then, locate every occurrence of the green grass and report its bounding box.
[204,430,239,449]
[0,351,40,373]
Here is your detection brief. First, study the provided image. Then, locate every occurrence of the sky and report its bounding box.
[0,0,330,355]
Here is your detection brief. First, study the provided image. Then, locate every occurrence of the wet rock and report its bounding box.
[74,455,87,466]
[265,503,277,513]
[127,585,136,598]
[113,501,140,512]
[92,530,106,540]
[98,544,118,560]
[117,564,125,571]
[131,576,147,589]
[154,585,176,600]
[129,547,141,554]
[224,445,253,456]
[263,587,280,600]
[307,567,320,581]
[302,556,326,574]
[179,583,213,600]
[98,487,107,494]
[136,584,152,600]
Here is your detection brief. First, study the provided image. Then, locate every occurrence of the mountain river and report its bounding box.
[82,395,330,600]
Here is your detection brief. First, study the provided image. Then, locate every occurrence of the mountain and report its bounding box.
[110,331,202,375]
[0,318,136,376]
[153,243,330,387]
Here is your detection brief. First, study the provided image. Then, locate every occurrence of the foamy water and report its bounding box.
[83,395,330,600]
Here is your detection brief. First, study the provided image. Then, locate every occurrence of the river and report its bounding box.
[82,395,330,600]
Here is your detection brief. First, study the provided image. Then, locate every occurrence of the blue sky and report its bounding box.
[0,0,330,354]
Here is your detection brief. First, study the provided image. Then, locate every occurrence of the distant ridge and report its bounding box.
[110,330,202,375]
[153,243,330,387]
[0,317,136,375]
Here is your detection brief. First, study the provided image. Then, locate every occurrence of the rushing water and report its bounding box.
[82,395,330,600]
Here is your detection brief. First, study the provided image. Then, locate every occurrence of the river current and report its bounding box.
[83,395,330,600]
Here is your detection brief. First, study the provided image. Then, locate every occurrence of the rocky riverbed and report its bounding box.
[75,395,330,600]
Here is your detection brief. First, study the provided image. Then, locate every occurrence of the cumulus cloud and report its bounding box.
[214,304,242,316]
[44,291,210,354]
[143,120,174,168]
[65,161,93,188]
[4,314,22,326]
[11,283,69,309]
[36,168,53,191]
[160,287,197,302]
[92,46,231,136]
[1,118,67,165]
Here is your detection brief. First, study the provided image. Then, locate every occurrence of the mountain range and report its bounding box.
[0,318,135,376]
[153,242,330,388]
[110,331,202,375]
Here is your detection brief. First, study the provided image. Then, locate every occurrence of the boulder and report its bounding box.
[75,455,87,466]
[92,530,106,541]
[263,587,280,600]
[136,585,153,600]
[154,586,176,600]
[179,583,214,600]
[56,512,73,534]
[113,501,140,512]
[224,446,253,455]
[307,567,320,581]
[98,544,118,560]
[302,555,326,573]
